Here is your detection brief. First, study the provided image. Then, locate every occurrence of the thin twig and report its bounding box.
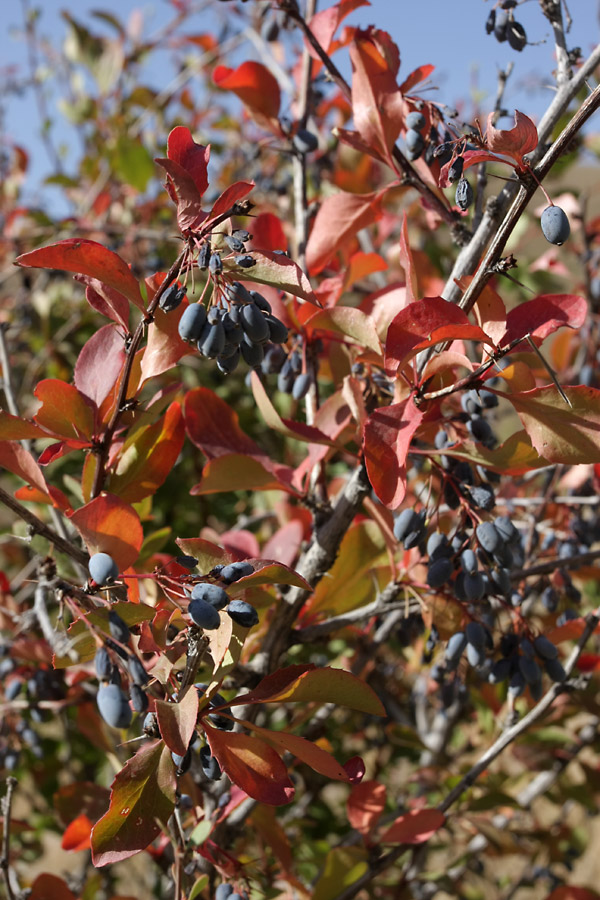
[329,609,600,900]
[0,484,89,567]
[1,777,19,900]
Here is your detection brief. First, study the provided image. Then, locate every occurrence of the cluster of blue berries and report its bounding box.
[486,3,527,52]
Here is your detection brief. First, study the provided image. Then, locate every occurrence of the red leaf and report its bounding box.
[501,293,587,348]
[204,722,295,805]
[208,181,254,220]
[190,454,298,496]
[91,740,176,866]
[213,61,281,122]
[384,297,493,377]
[248,212,287,252]
[245,721,352,781]
[544,888,600,900]
[306,189,384,275]
[79,276,131,328]
[349,28,404,163]
[228,249,317,304]
[380,808,445,844]
[166,126,210,198]
[61,813,93,851]
[363,396,424,508]
[155,687,199,757]
[15,239,144,310]
[307,0,370,58]
[154,157,207,233]
[34,379,95,442]
[485,109,538,165]
[108,402,186,503]
[68,492,143,570]
[74,324,126,410]
[29,874,77,900]
[347,780,387,838]
[399,63,435,93]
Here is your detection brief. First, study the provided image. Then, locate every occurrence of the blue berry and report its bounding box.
[406,111,426,131]
[188,597,221,630]
[97,683,132,729]
[541,206,570,245]
[178,303,207,343]
[88,552,119,586]
[226,600,259,628]
[220,562,254,584]
[191,583,230,610]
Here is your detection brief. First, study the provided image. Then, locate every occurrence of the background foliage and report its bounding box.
[2,2,600,899]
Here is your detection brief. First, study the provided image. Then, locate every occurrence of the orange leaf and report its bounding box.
[61,813,93,851]
[347,780,387,839]
[109,402,186,503]
[213,61,281,123]
[380,808,445,844]
[68,493,143,570]
[485,109,538,165]
[306,189,384,276]
[34,379,95,442]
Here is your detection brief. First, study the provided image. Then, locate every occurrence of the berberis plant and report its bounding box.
[1,0,600,897]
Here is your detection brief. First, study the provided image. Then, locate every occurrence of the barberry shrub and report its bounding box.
[1,2,600,899]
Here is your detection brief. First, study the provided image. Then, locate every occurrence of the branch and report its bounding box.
[440,42,600,310]
[247,461,371,675]
[284,4,457,227]
[0,777,19,900]
[90,247,187,497]
[329,610,599,900]
[0,484,89,568]
[292,581,421,643]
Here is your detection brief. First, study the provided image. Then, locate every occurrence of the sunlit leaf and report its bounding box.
[15,239,145,310]
[68,492,144,569]
[363,395,424,508]
[155,687,199,757]
[91,740,176,866]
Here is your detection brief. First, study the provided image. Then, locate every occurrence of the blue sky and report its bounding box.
[2,0,598,214]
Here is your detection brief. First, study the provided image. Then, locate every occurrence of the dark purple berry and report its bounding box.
[188,597,221,630]
[220,562,254,584]
[178,303,207,343]
[226,600,259,628]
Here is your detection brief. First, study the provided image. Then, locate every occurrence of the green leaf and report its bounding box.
[313,847,369,900]
[228,664,386,717]
[91,740,176,866]
[308,519,389,617]
[188,875,210,898]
